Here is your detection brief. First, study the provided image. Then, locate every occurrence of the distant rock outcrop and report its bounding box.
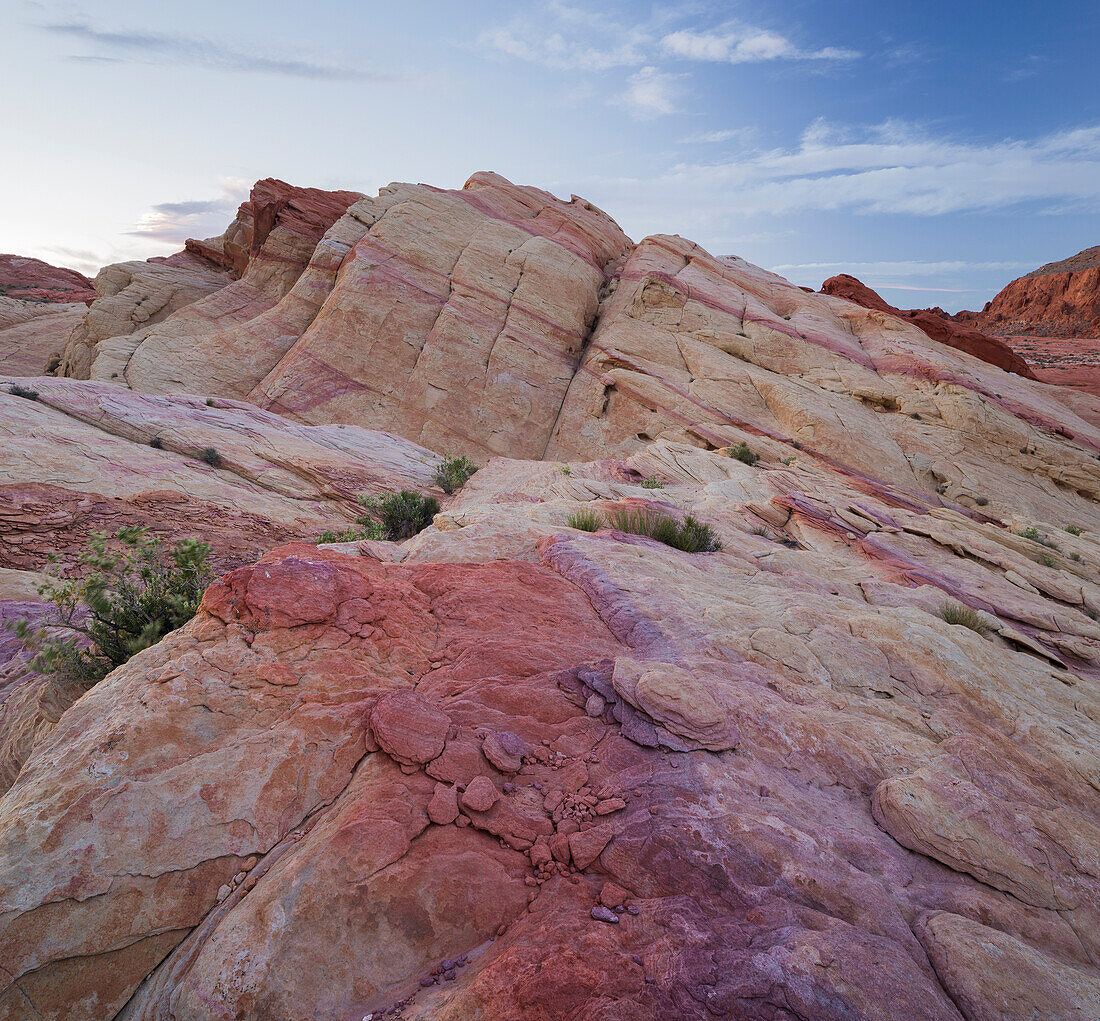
[820,273,1035,378]
[958,245,1100,338]
[0,253,95,304]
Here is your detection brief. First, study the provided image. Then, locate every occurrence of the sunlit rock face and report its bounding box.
[2,173,1099,1020]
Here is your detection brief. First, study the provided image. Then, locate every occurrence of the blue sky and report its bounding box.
[2,0,1098,310]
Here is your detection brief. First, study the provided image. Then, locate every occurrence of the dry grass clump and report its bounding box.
[940,601,992,636]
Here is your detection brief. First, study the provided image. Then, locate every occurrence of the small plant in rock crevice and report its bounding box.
[940,601,992,637]
[199,447,222,468]
[640,477,664,489]
[1065,524,1083,536]
[727,442,760,466]
[432,454,479,495]
[1018,525,1059,550]
[8,384,39,401]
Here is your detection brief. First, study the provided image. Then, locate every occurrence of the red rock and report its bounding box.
[461,775,500,813]
[426,783,460,825]
[369,691,450,766]
[482,730,528,773]
[0,253,95,304]
[821,273,1035,377]
[598,881,630,907]
[568,825,613,869]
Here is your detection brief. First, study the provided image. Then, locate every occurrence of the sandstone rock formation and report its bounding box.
[0,254,94,304]
[2,173,1099,1019]
[959,245,1100,338]
[820,273,1035,378]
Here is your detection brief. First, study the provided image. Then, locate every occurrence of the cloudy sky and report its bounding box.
[2,0,1097,310]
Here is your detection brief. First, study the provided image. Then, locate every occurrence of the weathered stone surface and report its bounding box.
[3,173,1100,1018]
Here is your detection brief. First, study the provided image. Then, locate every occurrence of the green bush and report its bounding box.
[727,442,759,466]
[640,477,664,489]
[940,600,991,637]
[567,509,603,532]
[358,490,440,540]
[1065,524,1083,536]
[8,384,39,401]
[12,527,212,686]
[605,506,721,553]
[1018,525,1058,550]
[432,454,479,494]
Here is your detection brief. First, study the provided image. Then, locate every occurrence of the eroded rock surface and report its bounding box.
[3,173,1100,1019]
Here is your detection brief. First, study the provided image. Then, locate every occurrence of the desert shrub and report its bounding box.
[975,496,989,506]
[1065,524,1083,536]
[432,454,479,494]
[727,442,760,466]
[358,490,440,541]
[12,527,212,685]
[640,477,664,489]
[205,398,215,407]
[1070,552,1082,562]
[1039,553,1056,568]
[8,384,39,400]
[749,525,771,537]
[909,412,921,419]
[199,447,222,468]
[318,521,385,544]
[149,437,163,449]
[605,506,721,553]
[940,601,991,637]
[567,509,603,532]
[560,465,572,475]
[675,515,722,553]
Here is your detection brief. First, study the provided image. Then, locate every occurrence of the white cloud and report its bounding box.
[661,27,860,64]
[622,66,680,118]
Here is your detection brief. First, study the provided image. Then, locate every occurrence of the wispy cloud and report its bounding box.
[477,7,859,84]
[622,66,681,118]
[127,182,249,244]
[678,127,756,145]
[651,119,1100,217]
[42,20,394,81]
[770,260,1034,275]
[661,27,859,65]
[477,27,645,72]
